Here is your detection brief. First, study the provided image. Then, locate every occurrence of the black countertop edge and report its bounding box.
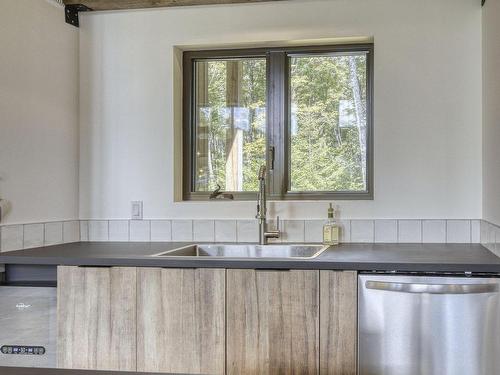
[1,257,500,273]
[1,242,499,274]
[0,256,491,271]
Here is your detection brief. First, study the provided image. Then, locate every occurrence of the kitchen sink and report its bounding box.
[151,244,329,259]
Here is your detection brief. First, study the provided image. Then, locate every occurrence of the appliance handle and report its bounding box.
[365,280,499,295]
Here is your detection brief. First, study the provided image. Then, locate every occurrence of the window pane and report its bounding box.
[289,53,368,192]
[193,58,267,192]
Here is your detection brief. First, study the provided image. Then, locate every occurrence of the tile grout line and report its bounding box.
[43,222,46,247]
[397,220,400,243]
[469,220,472,244]
[418,219,422,243]
[371,220,375,242]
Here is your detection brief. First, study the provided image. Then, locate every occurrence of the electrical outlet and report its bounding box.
[131,201,143,220]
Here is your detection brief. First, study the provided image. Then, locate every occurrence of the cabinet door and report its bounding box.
[137,268,225,374]
[226,269,319,375]
[320,270,357,375]
[57,266,137,371]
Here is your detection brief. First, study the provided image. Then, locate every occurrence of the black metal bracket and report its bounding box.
[65,4,92,28]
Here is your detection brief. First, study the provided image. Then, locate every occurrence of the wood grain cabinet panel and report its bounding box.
[57,266,356,375]
[137,268,225,375]
[226,269,320,375]
[57,266,137,371]
[320,270,358,375]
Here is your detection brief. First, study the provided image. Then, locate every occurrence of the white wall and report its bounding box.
[0,0,79,225]
[79,0,482,220]
[483,0,500,226]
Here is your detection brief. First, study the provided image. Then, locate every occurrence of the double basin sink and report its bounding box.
[151,244,329,259]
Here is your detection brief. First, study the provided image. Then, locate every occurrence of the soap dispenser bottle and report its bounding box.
[323,203,339,245]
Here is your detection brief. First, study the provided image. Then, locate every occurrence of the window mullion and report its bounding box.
[267,51,288,198]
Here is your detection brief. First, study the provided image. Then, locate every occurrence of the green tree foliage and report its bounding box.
[290,55,366,191]
[194,55,367,193]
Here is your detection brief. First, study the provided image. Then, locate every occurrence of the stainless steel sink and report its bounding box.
[151,244,328,259]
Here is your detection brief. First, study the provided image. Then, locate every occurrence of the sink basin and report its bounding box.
[152,244,328,259]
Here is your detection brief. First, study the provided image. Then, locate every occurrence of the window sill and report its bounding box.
[183,191,373,201]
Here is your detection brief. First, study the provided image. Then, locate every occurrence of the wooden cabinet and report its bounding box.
[226,269,357,375]
[137,268,225,375]
[57,266,136,371]
[320,270,358,375]
[57,266,357,375]
[226,269,320,374]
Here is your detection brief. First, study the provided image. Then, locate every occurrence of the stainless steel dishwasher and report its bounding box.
[359,273,500,375]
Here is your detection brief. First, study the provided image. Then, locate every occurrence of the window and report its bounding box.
[183,44,373,200]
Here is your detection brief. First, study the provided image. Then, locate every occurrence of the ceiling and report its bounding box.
[62,0,286,11]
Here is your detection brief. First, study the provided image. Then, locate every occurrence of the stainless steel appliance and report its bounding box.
[359,274,500,375]
[0,286,56,368]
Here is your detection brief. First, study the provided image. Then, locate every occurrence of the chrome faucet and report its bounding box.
[256,165,280,245]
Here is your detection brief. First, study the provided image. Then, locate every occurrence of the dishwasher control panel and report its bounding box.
[1,346,45,355]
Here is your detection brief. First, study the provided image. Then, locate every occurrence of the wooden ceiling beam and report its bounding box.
[63,0,286,11]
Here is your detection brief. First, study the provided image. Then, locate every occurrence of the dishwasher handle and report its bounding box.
[365,280,499,295]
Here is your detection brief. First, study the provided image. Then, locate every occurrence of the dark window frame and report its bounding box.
[182,44,374,201]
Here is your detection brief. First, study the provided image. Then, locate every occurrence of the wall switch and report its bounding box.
[131,201,143,220]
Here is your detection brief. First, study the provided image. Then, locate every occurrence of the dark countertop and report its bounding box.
[0,368,188,375]
[1,242,500,273]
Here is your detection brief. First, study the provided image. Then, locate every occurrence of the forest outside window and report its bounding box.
[183,44,373,200]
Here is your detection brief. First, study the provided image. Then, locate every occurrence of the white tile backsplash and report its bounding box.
[237,220,258,243]
[351,220,374,243]
[109,220,129,241]
[215,220,237,242]
[398,220,422,243]
[193,220,215,242]
[305,220,324,243]
[338,220,351,243]
[488,222,497,249]
[422,220,446,243]
[1,217,490,252]
[480,220,488,244]
[482,221,498,254]
[63,221,80,243]
[446,220,471,243]
[282,220,305,243]
[495,226,500,255]
[88,220,109,241]
[23,223,44,249]
[151,220,172,241]
[44,222,63,246]
[1,225,23,252]
[471,220,481,243]
[171,220,193,241]
[130,220,151,241]
[80,221,89,241]
[375,220,397,243]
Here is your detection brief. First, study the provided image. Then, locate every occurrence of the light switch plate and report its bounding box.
[131,201,143,220]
